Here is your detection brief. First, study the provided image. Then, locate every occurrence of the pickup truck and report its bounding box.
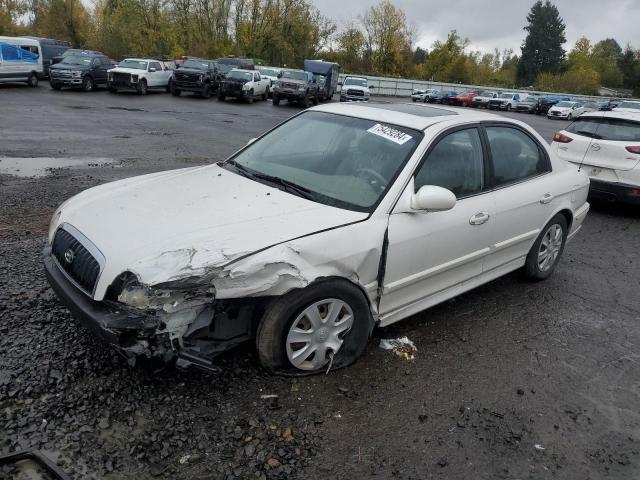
[272,69,319,107]
[107,58,172,95]
[471,90,499,108]
[217,69,270,103]
[171,58,221,98]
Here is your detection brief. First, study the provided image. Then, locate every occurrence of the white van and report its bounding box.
[0,36,44,87]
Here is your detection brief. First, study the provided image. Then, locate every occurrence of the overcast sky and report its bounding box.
[314,0,639,54]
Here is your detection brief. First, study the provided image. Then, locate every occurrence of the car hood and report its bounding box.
[108,67,147,74]
[550,107,572,113]
[175,68,206,75]
[50,63,89,72]
[343,85,369,93]
[55,164,368,299]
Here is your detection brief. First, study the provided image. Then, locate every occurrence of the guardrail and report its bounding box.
[336,73,637,103]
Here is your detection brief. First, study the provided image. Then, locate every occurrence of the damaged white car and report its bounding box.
[44,103,590,374]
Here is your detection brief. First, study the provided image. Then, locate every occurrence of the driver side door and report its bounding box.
[379,127,495,319]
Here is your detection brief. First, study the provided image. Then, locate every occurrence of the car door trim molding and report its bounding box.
[384,245,492,293]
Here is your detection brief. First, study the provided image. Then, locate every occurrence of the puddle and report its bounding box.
[0,157,116,178]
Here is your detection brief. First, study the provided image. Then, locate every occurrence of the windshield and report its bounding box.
[498,93,513,99]
[344,78,367,87]
[258,68,278,77]
[556,102,575,108]
[281,71,307,81]
[118,60,148,70]
[182,59,209,70]
[223,111,421,211]
[60,55,92,66]
[521,98,537,104]
[617,101,640,110]
[479,91,494,96]
[228,70,253,81]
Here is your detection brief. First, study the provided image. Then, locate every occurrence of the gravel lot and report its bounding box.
[1,84,639,480]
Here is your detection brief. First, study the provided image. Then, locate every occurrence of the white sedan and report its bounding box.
[548,101,585,120]
[44,103,590,374]
[552,110,640,204]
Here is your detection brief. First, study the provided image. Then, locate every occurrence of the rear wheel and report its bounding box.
[506,103,512,111]
[301,93,309,108]
[27,73,39,87]
[262,88,268,101]
[523,214,567,281]
[256,279,373,375]
[81,76,94,92]
[312,92,319,105]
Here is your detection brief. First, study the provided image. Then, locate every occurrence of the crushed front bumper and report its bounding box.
[43,246,255,371]
[43,246,162,357]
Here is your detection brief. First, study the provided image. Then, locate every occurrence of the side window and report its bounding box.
[254,72,260,81]
[414,128,484,198]
[150,62,161,71]
[486,127,549,187]
[102,57,111,67]
[1,43,20,61]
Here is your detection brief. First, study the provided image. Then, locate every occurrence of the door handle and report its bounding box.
[540,193,554,204]
[469,211,490,225]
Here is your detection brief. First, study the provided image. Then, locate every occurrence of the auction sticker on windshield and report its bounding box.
[367,124,413,145]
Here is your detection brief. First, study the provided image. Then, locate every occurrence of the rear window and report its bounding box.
[566,117,640,142]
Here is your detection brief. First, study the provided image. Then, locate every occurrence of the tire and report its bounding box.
[136,79,147,96]
[262,88,268,101]
[272,94,280,106]
[256,279,374,375]
[81,76,94,92]
[567,113,573,121]
[462,101,468,107]
[247,90,254,104]
[506,103,512,111]
[301,93,309,108]
[201,83,211,99]
[523,214,568,281]
[171,84,181,96]
[166,79,172,93]
[217,91,225,101]
[108,86,117,93]
[312,92,319,106]
[50,81,61,90]
[27,73,39,87]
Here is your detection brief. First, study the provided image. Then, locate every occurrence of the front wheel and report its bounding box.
[567,113,573,120]
[256,279,373,374]
[262,88,268,101]
[312,92,319,106]
[27,73,39,87]
[523,214,567,281]
[50,81,61,90]
[171,84,181,96]
[246,90,254,104]
[272,94,280,105]
[200,83,211,99]
[506,104,512,111]
[81,76,94,92]
[217,91,225,101]
[136,79,147,96]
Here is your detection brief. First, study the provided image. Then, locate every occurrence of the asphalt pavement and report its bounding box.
[1,84,639,480]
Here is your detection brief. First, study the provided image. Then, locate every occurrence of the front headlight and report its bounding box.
[71,71,82,78]
[48,198,71,244]
[117,278,215,313]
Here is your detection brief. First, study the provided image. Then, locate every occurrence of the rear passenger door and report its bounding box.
[380,127,496,315]
[482,124,555,272]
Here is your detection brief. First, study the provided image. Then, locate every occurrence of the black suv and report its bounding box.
[171,58,222,98]
[49,52,110,91]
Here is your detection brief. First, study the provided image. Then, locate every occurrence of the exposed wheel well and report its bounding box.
[558,209,573,232]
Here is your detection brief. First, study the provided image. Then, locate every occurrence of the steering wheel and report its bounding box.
[355,168,388,192]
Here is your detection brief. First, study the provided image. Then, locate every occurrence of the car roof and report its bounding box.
[230,68,255,73]
[310,102,504,131]
[580,110,640,121]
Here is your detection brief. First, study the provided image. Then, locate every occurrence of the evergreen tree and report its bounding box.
[517,0,566,86]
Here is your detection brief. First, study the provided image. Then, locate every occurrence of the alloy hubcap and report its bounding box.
[538,224,563,272]
[286,299,354,371]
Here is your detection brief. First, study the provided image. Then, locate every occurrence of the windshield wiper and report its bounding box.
[223,160,319,201]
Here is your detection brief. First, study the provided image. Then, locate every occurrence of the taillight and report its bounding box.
[625,146,640,154]
[553,132,573,143]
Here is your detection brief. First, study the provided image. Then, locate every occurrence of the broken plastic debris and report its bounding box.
[379,336,417,361]
[534,444,545,451]
[179,454,191,464]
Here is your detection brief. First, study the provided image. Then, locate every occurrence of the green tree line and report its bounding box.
[1,0,638,96]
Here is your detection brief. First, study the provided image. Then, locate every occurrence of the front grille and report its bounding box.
[51,70,73,78]
[346,89,364,96]
[176,72,201,87]
[111,72,132,86]
[51,228,101,295]
[224,82,242,93]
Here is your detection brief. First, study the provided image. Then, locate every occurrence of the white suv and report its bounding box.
[552,110,640,204]
[44,103,589,374]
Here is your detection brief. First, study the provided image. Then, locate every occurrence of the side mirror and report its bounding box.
[247,138,257,146]
[277,72,282,78]
[149,67,157,72]
[411,185,457,212]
